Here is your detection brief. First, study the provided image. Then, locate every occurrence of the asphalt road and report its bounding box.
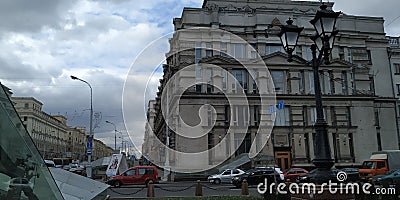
[106,181,263,199]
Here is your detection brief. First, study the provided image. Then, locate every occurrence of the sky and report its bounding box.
[0,0,399,157]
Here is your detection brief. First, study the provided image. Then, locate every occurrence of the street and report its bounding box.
[106,182,263,199]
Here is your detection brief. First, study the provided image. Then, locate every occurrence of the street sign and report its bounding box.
[269,100,285,114]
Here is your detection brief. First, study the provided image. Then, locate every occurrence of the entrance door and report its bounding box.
[275,151,291,171]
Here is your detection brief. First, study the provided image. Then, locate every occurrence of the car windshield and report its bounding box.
[361,161,375,169]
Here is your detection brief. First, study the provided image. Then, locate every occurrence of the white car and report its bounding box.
[207,169,245,184]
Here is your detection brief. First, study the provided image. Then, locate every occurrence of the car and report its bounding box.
[44,160,55,167]
[255,166,285,181]
[340,168,359,182]
[106,166,159,187]
[296,168,347,183]
[284,168,308,182]
[231,168,283,188]
[371,169,400,185]
[207,169,245,184]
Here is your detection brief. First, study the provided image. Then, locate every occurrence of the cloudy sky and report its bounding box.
[1,0,399,156]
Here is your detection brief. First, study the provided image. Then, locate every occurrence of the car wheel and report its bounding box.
[114,181,122,188]
[214,179,221,184]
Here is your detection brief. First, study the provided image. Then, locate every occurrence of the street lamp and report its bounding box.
[279,4,340,184]
[105,120,117,151]
[70,75,93,178]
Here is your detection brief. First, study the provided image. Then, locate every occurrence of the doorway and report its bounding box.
[275,151,291,171]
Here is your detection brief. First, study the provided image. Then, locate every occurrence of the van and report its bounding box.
[107,166,158,187]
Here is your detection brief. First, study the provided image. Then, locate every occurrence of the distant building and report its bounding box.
[9,95,113,161]
[145,0,399,172]
[388,36,400,147]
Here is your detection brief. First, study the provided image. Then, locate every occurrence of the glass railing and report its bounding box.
[0,83,64,199]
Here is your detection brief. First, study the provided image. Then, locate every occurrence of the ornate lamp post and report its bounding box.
[279,4,340,184]
[106,120,117,151]
[70,75,93,178]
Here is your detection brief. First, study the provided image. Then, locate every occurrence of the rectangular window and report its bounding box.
[367,50,372,64]
[299,70,305,94]
[195,42,202,63]
[305,47,312,61]
[24,103,29,109]
[205,42,213,57]
[222,69,227,91]
[232,70,248,93]
[341,71,348,95]
[396,84,400,95]
[266,45,284,55]
[231,43,246,59]
[225,105,230,125]
[346,48,352,62]
[308,71,315,94]
[254,105,259,126]
[346,107,351,127]
[221,42,228,57]
[232,106,239,126]
[271,71,286,94]
[207,68,213,93]
[274,107,290,126]
[196,64,202,93]
[251,69,258,94]
[250,43,257,59]
[319,71,325,94]
[208,105,213,126]
[395,63,400,74]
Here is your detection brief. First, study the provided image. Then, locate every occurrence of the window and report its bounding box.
[250,43,257,59]
[274,107,290,126]
[220,42,228,57]
[232,106,238,126]
[305,47,312,61]
[232,70,248,93]
[299,71,305,94]
[254,105,259,126]
[266,45,284,55]
[231,43,246,59]
[222,170,231,175]
[319,71,325,94]
[271,71,286,94]
[126,169,136,176]
[206,68,213,93]
[207,105,213,126]
[195,42,202,63]
[397,84,400,95]
[377,162,386,169]
[250,69,258,94]
[233,169,241,174]
[222,69,227,91]
[346,107,351,126]
[24,103,29,108]
[308,71,314,94]
[205,42,213,57]
[341,71,348,95]
[395,63,400,74]
[196,64,202,93]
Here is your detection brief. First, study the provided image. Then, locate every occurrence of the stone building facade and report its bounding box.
[145,0,399,172]
[11,96,113,161]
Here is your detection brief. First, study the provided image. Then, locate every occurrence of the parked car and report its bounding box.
[207,169,245,184]
[255,166,285,181]
[296,168,341,183]
[371,169,400,185]
[284,168,308,182]
[341,168,360,182]
[107,166,159,187]
[231,168,282,188]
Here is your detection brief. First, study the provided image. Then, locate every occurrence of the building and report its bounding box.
[12,97,70,160]
[145,0,399,173]
[10,95,113,161]
[388,36,400,148]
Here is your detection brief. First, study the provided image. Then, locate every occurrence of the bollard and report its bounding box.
[147,182,154,197]
[195,180,203,196]
[241,179,249,195]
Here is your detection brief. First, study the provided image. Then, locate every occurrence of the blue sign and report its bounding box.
[87,136,93,156]
[269,100,285,114]
[87,149,92,155]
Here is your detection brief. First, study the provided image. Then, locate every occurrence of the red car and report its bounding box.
[107,166,159,187]
[284,168,308,182]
